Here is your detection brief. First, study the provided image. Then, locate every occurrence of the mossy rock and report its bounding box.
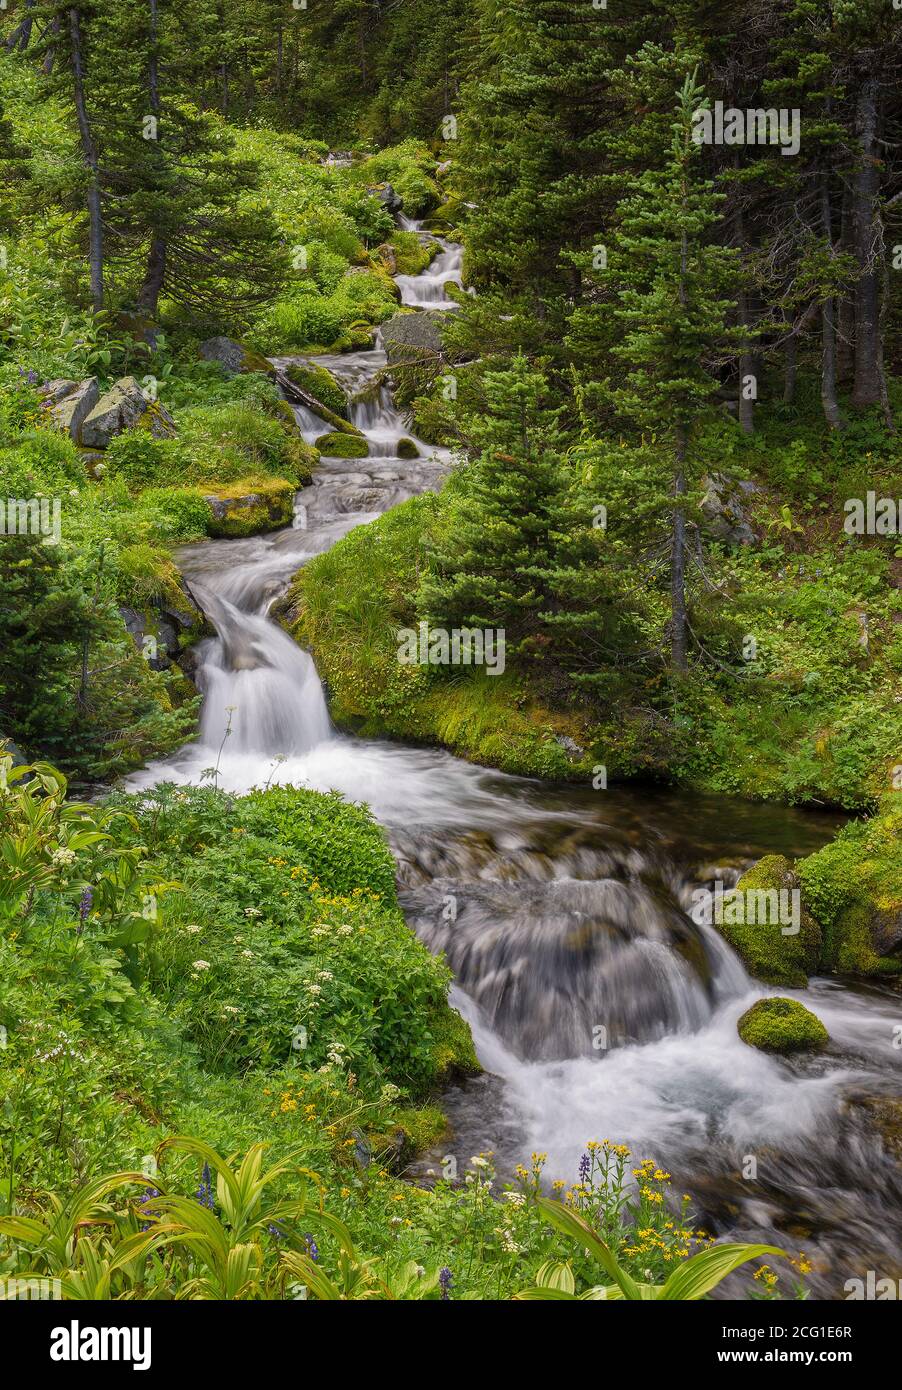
[314,432,369,458]
[202,477,296,537]
[737,997,829,1053]
[428,1003,480,1085]
[283,362,348,418]
[797,794,902,977]
[713,855,822,987]
[396,437,420,459]
[365,1105,448,1172]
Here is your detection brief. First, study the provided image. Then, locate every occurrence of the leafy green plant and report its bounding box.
[516,1198,787,1300]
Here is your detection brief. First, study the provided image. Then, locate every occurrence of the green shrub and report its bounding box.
[135,487,212,542]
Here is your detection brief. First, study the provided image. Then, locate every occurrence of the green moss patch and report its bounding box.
[737,997,829,1053]
[797,794,902,977]
[713,855,822,987]
[315,431,369,458]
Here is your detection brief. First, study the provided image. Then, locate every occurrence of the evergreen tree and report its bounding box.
[417,355,567,646]
[608,62,742,673]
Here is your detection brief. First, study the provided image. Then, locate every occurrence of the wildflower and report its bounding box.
[51,847,77,869]
[77,886,92,931]
[578,1152,591,1184]
[241,950,254,959]
[244,907,262,917]
[304,1234,319,1261]
[185,924,202,934]
[192,960,211,971]
[138,1188,160,1233]
[195,1163,215,1211]
[439,1267,453,1301]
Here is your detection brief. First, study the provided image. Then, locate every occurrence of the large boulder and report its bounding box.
[198,336,274,377]
[380,310,445,364]
[711,854,822,987]
[81,377,175,448]
[40,377,100,443]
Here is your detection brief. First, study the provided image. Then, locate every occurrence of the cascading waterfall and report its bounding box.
[131,218,902,1297]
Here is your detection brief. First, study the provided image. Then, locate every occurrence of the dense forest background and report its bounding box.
[0,0,901,806]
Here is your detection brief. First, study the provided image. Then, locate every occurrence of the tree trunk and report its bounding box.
[820,174,844,430]
[738,291,755,434]
[836,185,855,382]
[671,427,688,674]
[137,0,166,328]
[783,331,796,405]
[42,13,60,73]
[68,6,103,312]
[136,237,166,319]
[851,75,884,408]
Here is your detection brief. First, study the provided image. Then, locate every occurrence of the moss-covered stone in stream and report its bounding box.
[737,997,829,1053]
[283,362,349,419]
[396,437,420,458]
[202,476,297,537]
[315,432,369,458]
[711,855,822,986]
[797,794,902,977]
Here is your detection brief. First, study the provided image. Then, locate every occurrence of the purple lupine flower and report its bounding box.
[195,1162,215,1210]
[139,1188,160,1232]
[439,1266,452,1300]
[578,1152,591,1184]
[78,886,93,928]
[268,1222,284,1242]
[303,1234,319,1262]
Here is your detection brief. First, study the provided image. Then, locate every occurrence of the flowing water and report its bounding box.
[131,223,902,1297]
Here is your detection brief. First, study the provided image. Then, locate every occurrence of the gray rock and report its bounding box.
[198,336,274,377]
[41,377,100,443]
[700,472,758,546]
[0,736,29,767]
[380,311,445,364]
[81,377,175,448]
[554,734,585,756]
[368,182,403,213]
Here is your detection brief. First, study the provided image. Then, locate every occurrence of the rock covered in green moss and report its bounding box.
[797,794,902,977]
[396,437,420,458]
[283,361,349,418]
[202,477,296,536]
[712,855,822,986]
[737,997,828,1053]
[315,431,369,458]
